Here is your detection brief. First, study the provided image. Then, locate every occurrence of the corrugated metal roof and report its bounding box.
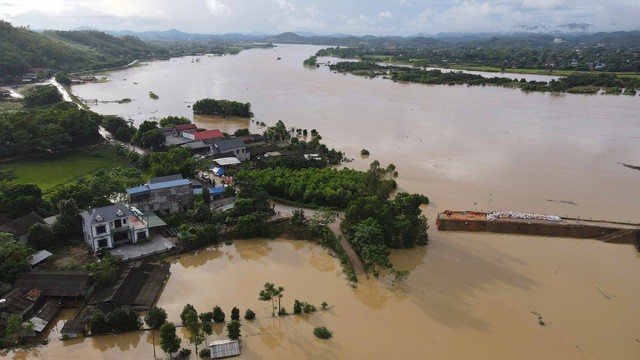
[126,185,150,195]
[193,187,225,195]
[29,250,53,266]
[213,138,245,152]
[214,157,241,166]
[147,179,191,190]
[194,129,223,141]
[149,174,183,184]
[14,270,91,298]
[209,339,240,358]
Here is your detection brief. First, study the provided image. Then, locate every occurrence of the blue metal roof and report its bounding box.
[126,185,150,195]
[147,179,191,190]
[193,187,225,195]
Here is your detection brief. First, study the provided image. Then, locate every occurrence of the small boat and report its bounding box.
[277,57,281,60]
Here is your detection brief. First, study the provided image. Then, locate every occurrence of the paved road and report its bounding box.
[273,203,365,276]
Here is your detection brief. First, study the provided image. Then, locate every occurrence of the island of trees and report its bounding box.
[326,60,639,95]
[192,98,253,117]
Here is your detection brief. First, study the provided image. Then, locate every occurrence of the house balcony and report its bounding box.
[111,226,131,235]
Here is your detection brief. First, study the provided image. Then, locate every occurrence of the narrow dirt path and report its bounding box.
[273,203,365,276]
[327,220,365,276]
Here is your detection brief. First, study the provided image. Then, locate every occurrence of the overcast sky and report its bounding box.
[1,0,638,35]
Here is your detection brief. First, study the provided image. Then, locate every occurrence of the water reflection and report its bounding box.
[193,114,251,133]
[91,331,142,352]
[235,240,273,261]
[177,246,224,268]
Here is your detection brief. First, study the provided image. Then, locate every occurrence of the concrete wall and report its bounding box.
[131,184,193,215]
[436,216,639,244]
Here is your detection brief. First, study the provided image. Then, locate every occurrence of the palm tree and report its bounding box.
[259,282,285,316]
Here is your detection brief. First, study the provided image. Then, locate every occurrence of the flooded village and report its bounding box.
[1,41,639,360]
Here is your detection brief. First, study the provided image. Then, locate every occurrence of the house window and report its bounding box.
[96,225,107,234]
[97,239,108,248]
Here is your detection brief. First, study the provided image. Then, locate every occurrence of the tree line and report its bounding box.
[192,98,252,117]
[328,61,639,94]
[317,45,640,73]
[0,102,103,158]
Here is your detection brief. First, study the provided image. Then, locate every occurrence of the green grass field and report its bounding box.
[2,147,126,191]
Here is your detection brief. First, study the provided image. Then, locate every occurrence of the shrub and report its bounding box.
[212,306,226,323]
[313,326,332,339]
[231,307,240,321]
[178,348,191,359]
[199,348,211,358]
[145,306,168,329]
[244,309,256,320]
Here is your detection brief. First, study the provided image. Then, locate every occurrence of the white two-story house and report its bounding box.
[80,204,151,252]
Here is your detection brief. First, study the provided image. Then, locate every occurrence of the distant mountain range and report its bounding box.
[69,27,640,48]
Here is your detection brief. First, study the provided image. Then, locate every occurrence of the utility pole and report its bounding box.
[152,329,157,359]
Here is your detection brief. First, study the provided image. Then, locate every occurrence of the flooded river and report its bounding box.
[10,44,639,359]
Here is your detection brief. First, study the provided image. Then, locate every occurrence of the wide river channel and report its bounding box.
[7,44,640,359]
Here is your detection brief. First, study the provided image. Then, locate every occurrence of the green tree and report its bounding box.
[0,169,16,189]
[201,187,211,205]
[159,322,181,356]
[313,326,332,339]
[180,304,196,325]
[202,321,213,335]
[231,307,240,321]
[233,128,250,136]
[212,305,225,323]
[226,320,241,340]
[84,252,118,287]
[244,309,255,320]
[0,183,42,217]
[27,222,54,249]
[159,116,191,127]
[88,309,109,334]
[293,300,302,315]
[52,198,80,239]
[390,269,411,282]
[361,244,392,277]
[145,306,168,329]
[131,120,159,144]
[55,72,71,86]
[185,310,205,354]
[149,147,197,178]
[0,239,35,283]
[259,282,285,317]
[23,85,62,107]
[138,128,165,150]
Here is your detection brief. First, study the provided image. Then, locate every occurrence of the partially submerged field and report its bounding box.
[1,145,127,191]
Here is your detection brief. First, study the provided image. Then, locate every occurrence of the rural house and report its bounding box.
[80,204,161,251]
[126,174,194,214]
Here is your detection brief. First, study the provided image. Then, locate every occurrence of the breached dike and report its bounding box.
[436,210,640,244]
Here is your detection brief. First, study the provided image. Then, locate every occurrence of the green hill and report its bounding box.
[0,21,163,83]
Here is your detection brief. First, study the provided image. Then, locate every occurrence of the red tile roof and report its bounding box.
[194,129,223,141]
[175,124,197,131]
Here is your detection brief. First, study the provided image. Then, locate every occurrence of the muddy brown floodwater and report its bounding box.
[7,44,638,359]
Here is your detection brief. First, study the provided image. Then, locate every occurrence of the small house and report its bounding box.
[0,211,45,243]
[209,339,240,359]
[80,204,154,251]
[211,138,249,161]
[182,129,223,141]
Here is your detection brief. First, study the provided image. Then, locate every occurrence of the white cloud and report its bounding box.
[1,0,639,35]
[275,0,295,12]
[204,0,230,14]
[522,0,566,10]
